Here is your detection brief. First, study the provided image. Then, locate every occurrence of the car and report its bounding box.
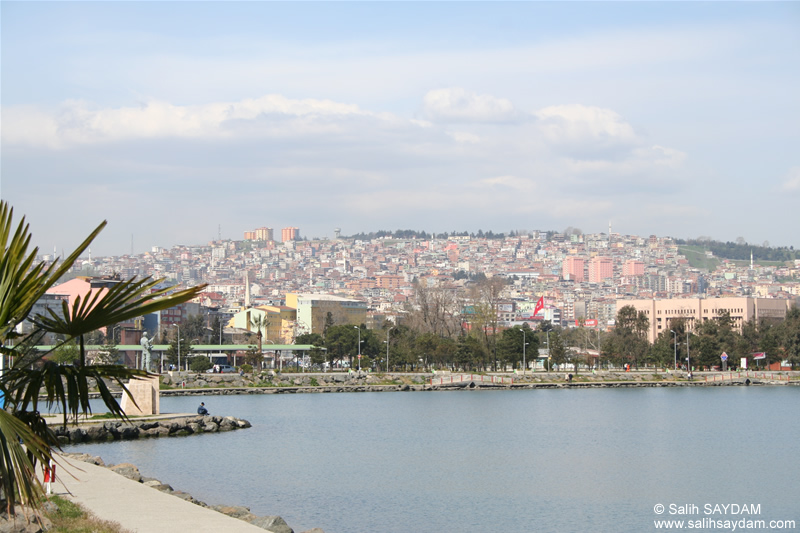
[207,364,237,373]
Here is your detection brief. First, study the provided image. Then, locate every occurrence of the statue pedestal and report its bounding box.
[120,376,160,416]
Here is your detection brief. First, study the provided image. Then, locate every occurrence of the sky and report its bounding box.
[2,1,799,257]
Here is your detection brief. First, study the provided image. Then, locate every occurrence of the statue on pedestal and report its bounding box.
[140,333,153,372]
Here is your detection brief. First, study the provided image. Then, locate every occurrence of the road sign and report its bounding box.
[721,352,728,361]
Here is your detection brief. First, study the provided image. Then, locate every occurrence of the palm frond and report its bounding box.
[0,409,50,513]
[33,276,206,346]
[0,202,105,341]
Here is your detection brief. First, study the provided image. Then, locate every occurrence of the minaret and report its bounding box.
[750,250,754,270]
[244,273,251,308]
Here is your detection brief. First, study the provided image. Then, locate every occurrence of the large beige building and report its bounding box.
[228,305,296,344]
[286,293,368,334]
[617,297,791,343]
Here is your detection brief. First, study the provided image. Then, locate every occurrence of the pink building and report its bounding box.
[588,257,613,283]
[623,260,645,276]
[617,297,790,343]
[562,257,585,282]
[282,227,299,242]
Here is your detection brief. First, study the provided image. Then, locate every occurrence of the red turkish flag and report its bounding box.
[533,296,544,316]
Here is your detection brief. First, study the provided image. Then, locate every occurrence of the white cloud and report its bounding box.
[423,88,517,123]
[534,104,638,148]
[448,131,481,144]
[1,95,382,147]
[476,175,535,192]
[780,166,800,192]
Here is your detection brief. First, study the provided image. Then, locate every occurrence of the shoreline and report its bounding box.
[81,369,797,399]
[54,452,310,533]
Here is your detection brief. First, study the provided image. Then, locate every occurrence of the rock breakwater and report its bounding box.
[53,414,251,444]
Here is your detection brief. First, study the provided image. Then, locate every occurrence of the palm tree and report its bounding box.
[248,314,270,369]
[0,201,206,514]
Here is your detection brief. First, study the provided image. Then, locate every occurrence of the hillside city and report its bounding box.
[52,227,800,339]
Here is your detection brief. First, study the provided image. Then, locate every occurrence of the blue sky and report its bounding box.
[2,2,799,257]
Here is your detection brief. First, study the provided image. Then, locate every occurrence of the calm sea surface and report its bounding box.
[67,387,799,533]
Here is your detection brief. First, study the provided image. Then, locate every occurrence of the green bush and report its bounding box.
[189,356,212,373]
[240,364,253,374]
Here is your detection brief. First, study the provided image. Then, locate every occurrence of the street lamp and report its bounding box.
[170,323,181,372]
[686,331,691,377]
[670,330,677,371]
[385,326,394,373]
[354,326,362,371]
[546,330,550,372]
[522,328,529,375]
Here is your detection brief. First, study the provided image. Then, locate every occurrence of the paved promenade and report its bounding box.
[51,453,269,533]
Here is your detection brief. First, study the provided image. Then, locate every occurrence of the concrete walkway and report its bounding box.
[51,454,269,533]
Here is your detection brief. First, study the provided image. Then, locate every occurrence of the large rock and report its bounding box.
[0,509,52,533]
[212,505,252,519]
[109,463,142,482]
[248,515,294,533]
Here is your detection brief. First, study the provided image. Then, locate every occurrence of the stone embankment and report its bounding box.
[52,414,251,444]
[61,453,322,533]
[155,370,797,396]
[159,370,430,395]
[79,371,797,402]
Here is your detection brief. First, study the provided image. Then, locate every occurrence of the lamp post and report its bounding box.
[385,326,394,373]
[686,331,691,377]
[354,326,362,371]
[261,339,275,372]
[170,323,181,372]
[522,328,528,375]
[546,330,550,373]
[670,330,677,371]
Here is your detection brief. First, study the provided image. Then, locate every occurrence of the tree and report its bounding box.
[163,336,189,369]
[189,356,212,373]
[244,346,263,370]
[0,201,205,514]
[779,306,800,367]
[248,314,270,362]
[407,280,463,338]
[323,325,359,368]
[296,332,326,368]
[92,343,121,365]
[296,332,323,346]
[496,325,539,371]
[49,339,80,365]
[323,312,335,336]
[455,335,488,372]
[210,315,223,345]
[692,311,737,369]
[183,314,207,343]
[547,329,570,369]
[604,305,650,369]
[468,276,507,370]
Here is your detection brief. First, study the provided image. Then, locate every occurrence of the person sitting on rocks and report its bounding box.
[197,402,209,416]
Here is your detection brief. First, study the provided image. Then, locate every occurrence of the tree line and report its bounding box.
[602,305,800,371]
[675,238,799,262]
